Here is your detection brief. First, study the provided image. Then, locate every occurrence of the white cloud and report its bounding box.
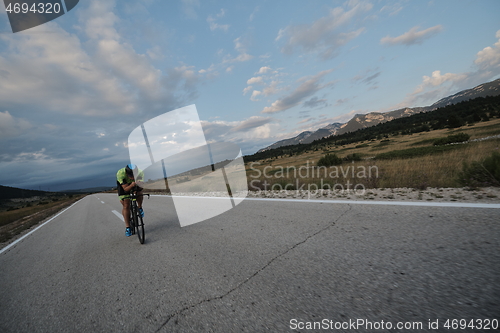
[243,86,253,95]
[352,68,381,85]
[164,65,204,101]
[262,81,280,96]
[77,1,169,103]
[230,116,273,133]
[0,23,135,116]
[261,70,334,114]
[247,76,264,85]
[475,30,500,70]
[244,68,283,101]
[325,109,362,124]
[95,39,163,99]
[380,3,403,16]
[81,0,207,109]
[0,111,32,138]
[181,0,200,19]
[276,1,372,60]
[222,37,253,63]
[82,1,121,40]
[13,148,49,162]
[147,46,164,60]
[401,70,467,107]
[249,6,259,22]
[207,9,230,32]
[419,70,467,90]
[201,116,275,143]
[296,109,359,131]
[398,30,500,108]
[257,66,271,74]
[250,90,262,101]
[380,25,443,46]
[302,96,328,109]
[336,98,350,106]
[298,117,314,124]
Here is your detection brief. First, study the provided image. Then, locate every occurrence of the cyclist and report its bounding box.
[116,164,145,237]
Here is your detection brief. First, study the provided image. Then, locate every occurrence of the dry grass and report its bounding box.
[246,118,500,189]
[374,139,499,188]
[1,199,68,227]
[0,195,85,244]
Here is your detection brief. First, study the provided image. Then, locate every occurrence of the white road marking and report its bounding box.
[243,197,500,209]
[150,194,500,209]
[101,201,105,204]
[112,210,124,221]
[0,198,84,255]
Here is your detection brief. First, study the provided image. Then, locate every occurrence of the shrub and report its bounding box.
[343,153,363,162]
[433,133,470,146]
[317,153,342,167]
[457,152,500,187]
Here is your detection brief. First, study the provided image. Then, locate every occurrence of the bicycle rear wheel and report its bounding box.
[130,204,137,235]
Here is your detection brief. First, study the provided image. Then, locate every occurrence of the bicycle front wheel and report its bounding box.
[136,214,145,244]
[130,205,137,235]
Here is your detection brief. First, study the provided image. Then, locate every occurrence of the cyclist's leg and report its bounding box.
[120,196,131,228]
[137,188,144,209]
[136,190,145,217]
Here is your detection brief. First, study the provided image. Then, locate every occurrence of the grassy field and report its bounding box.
[245,118,500,190]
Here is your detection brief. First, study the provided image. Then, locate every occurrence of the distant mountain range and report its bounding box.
[259,122,343,152]
[0,185,49,200]
[335,106,430,136]
[60,186,114,193]
[258,78,500,152]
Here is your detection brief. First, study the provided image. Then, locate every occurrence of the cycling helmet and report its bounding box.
[125,163,137,177]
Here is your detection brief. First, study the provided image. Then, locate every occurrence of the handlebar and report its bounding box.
[130,186,150,199]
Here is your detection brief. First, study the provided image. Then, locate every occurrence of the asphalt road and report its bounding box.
[1,194,499,332]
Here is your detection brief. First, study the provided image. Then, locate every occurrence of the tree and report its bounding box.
[447,115,464,128]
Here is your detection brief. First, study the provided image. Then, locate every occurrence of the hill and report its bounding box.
[0,185,50,200]
[60,186,114,193]
[258,123,342,152]
[259,78,500,151]
[430,78,500,109]
[336,107,429,135]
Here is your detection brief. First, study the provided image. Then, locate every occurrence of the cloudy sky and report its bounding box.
[0,0,499,190]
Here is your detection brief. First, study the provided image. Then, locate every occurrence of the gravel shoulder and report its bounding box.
[247,186,500,202]
[169,187,500,203]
